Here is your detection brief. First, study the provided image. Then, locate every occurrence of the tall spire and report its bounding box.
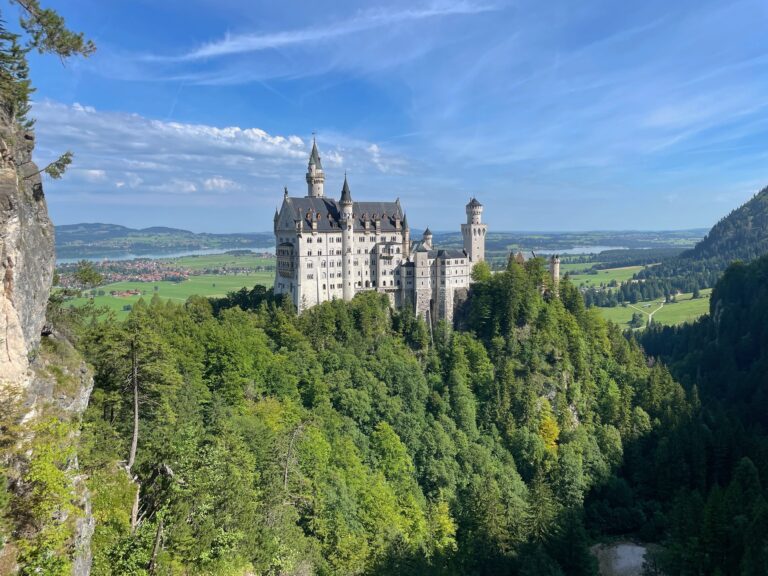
[306,137,325,197]
[340,172,352,205]
[309,137,323,170]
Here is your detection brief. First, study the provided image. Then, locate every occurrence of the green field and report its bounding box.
[595,289,712,329]
[159,253,274,271]
[559,261,602,274]
[568,265,646,287]
[68,272,273,317]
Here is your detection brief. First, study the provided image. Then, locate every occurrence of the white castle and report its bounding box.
[274,140,487,323]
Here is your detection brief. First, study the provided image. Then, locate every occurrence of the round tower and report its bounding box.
[549,254,561,290]
[306,138,325,198]
[461,197,487,263]
[340,174,354,301]
[422,226,433,250]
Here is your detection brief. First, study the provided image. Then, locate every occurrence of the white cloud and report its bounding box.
[81,169,107,182]
[203,176,240,192]
[169,2,496,61]
[32,100,409,218]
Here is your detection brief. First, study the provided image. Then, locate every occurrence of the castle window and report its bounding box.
[307,238,312,243]
[317,237,323,242]
[307,262,313,269]
[323,284,326,289]
[321,261,326,267]
[319,250,323,255]
[307,250,312,256]
[307,273,314,279]
[370,236,375,242]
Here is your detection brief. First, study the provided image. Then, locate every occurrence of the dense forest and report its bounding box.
[22,257,708,575]
[637,186,768,292]
[639,255,768,574]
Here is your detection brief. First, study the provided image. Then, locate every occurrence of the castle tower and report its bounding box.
[422,227,433,250]
[340,174,354,301]
[306,139,325,198]
[461,197,487,262]
[402,213,410,255]
[549,254,561,291]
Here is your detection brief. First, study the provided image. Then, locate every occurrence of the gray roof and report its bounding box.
[283,196,405,232]
[467,197,482,208]
[423,226,432,236]
[430,249,467,259]
[308,140,323,170]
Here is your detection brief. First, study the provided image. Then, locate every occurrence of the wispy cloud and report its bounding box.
[164,1,496,61]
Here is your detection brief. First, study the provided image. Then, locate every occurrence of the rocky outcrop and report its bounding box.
[0,114,93,574]
[0,118,55,392]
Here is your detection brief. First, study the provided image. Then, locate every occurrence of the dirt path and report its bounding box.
[628,301,664,326]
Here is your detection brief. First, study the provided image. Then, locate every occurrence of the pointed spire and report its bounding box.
[423,226,432,237]
[308,138,323,170]
[340,172,352,205]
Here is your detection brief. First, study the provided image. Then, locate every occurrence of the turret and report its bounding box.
[549,254,561,292]
[402,213,410,255]
[340,174,354,301]
[306,138,325,198]
[422,226,433,250]
[461,197,487,263]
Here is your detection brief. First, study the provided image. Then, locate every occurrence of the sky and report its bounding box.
[20,0,768,232]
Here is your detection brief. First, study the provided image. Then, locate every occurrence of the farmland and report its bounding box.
[594,289,712,329]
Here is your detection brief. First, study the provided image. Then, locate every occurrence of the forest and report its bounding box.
[14,256,725,575]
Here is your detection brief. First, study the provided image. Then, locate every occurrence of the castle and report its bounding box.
[273,140,487,323]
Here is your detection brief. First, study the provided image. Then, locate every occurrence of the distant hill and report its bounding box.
[55,223,273,260]
[638,185,768,290]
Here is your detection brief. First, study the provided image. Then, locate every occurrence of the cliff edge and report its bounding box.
[0,119,55,393]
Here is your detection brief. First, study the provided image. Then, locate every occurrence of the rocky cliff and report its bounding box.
[0,120,55,394]
[0,115,94,574]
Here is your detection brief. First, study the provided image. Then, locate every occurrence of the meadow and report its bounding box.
[159,253,274,271]
[68,272,272,317]
[568,265,645,287]
[595,289,712,328]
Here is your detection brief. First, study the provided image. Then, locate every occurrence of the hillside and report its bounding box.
[637,185,768,290]
[638,255,768,572]
[56,259,701,574]
[55,223,274,259]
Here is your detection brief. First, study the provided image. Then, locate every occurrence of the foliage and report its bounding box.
[72,256,699,574]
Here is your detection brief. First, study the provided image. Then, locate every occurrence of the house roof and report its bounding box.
[282,196,405,232]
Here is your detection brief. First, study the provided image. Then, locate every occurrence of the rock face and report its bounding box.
[0,115,93,574]
[0,119,55,391]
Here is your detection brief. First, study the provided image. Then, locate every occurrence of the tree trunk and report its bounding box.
[147,516,163,573]
[131,478,141,533]
[127,339,139,473]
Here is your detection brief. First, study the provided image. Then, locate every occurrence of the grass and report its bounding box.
[560,261,602,274]
[67,272,273,318]
[159,253,274,271]
[568,265,646,287]
[594,289,712,329]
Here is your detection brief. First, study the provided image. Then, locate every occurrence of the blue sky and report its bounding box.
[22,0,768,232]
